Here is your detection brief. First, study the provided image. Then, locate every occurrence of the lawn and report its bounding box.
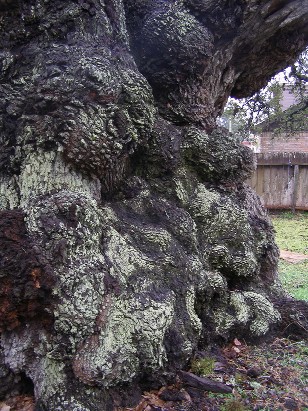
[270,211,308,301]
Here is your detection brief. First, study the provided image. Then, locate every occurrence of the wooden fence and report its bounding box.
[248,152,308,211]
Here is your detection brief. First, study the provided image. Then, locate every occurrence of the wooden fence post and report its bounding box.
[292,164,300,213]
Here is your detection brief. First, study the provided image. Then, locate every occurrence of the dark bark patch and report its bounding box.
[0,210,55,331]
[273,297,308,340]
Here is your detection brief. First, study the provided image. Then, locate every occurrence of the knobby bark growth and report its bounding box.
[0,1,308,410]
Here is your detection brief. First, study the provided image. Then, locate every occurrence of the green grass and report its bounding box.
[271,211,308,254]
[270,211,308,301]
[279,260,308,300]
[221,400,247,411]
[190,357,215,376]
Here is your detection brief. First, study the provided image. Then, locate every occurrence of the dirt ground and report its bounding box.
[280,250,308,264]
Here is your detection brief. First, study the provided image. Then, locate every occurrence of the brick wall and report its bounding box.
[260,132,308,153]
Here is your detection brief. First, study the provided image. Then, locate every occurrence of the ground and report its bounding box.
[0,212,307,411]
[122,337,308,411]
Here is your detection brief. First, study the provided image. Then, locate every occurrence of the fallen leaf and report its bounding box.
[234,338,242,346]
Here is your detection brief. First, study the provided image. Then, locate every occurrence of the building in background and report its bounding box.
[258,84,308,153]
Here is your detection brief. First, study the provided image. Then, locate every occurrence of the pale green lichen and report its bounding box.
[212,291,281,337]
[183,127,210,148]
[190,184,260,278]
[104,226,155,284]
[229,292,250,324]
[18,150,101,209]
[204,270,228,294]
[207,245,230,268]
[54,401,90,411]
[73,294,175,387]
[230,251,258,278]
[213,309,236,334]
[100,206,119,225]
[243,292,281,336]
[132,225,174,253]
[186,287,202,336]
[25,191,107,341]
[174,177,189,206]
[0,176,19,209]
[173,166,199,209]
[31,357,67,403]
[180,340,195,358]
[145,4,212,48]
[0,1,286,408]
[53,263,105,339]
[189,184,220,221]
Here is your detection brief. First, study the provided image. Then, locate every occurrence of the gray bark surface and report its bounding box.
[0,1,307,409]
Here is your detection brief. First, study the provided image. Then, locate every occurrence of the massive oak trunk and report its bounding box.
[0,1,308,409]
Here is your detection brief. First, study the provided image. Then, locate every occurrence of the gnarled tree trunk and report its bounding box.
[0,1,308,409]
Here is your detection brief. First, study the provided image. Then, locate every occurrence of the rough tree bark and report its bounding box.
[0,0,308,410]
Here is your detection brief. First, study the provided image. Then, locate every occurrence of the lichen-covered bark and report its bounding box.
[0,0,308,410]
[124,0,308,128]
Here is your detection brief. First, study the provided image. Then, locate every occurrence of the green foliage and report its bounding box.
[207,392,233,399]
[222,48,308,139]
[223,80,283,139]
[289,48,308,96]
[190,357,215,376]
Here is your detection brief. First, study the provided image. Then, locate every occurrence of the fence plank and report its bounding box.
[296,166,308,209]
[247,153,308,211]
[292,165,300,212]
